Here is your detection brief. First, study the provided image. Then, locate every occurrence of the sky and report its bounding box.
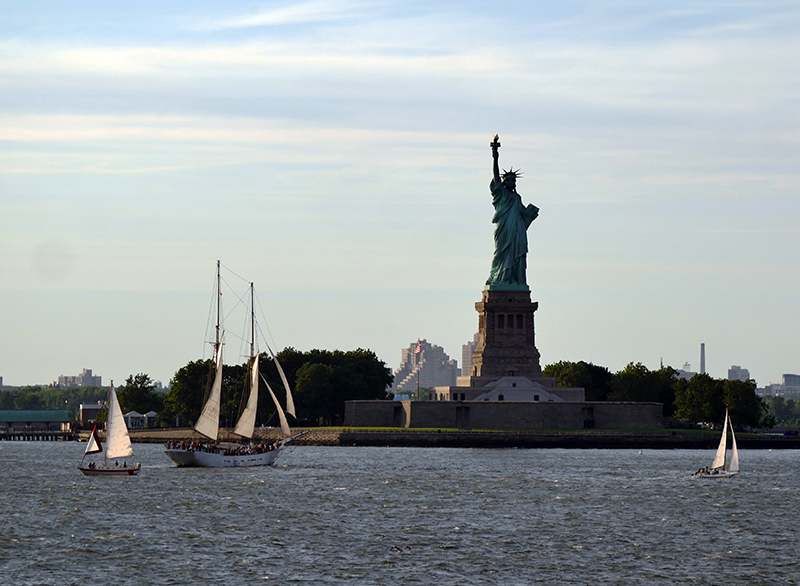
[1,0,799,388]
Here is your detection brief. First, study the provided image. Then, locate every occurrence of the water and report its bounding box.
[1,442,798,585]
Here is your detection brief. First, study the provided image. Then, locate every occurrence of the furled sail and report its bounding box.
[728,415,739,473]
[194,340,224,440]
[106,384,133,459]
[261,372,291,436]
[710,409,728,470]
[233,355,260,439]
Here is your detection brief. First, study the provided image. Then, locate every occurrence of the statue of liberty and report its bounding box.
[485,135,539,290]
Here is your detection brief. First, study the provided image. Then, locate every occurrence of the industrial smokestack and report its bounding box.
[700,343,706,375]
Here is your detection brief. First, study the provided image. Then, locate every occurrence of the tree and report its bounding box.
[161,359,214,426]
[161,346,393,428]
[763,396,800,428]
[263,347,393,426]
[607,363,677,415]
[723,379,769,428]
[116,373,163,415]
[674,373,724,424]
[295,362,336,425]
[543,360,613,401]
[13,392,43,410]
[1,386,106,420]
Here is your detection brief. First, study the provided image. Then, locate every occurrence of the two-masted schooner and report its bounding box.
[163,262,300,468]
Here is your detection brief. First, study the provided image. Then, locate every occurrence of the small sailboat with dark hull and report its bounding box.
[164,262,299,468]
[693,408,739,479]
[78,382,141,476]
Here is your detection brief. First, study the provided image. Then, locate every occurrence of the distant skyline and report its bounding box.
[2,1,799,388]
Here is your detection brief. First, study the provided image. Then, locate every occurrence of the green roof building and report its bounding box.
[0,410,70,432]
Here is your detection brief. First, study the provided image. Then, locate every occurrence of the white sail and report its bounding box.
[105,384,133,459]
[710,409,728,470]
[268,347,296,418]
[194,339,224,440]
[261,372,291,436]
[233,354,260,439]
[728,413,740,473]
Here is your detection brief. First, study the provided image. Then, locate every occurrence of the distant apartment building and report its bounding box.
[675,362,696,380]
[58,369,102,387]
[728,365,751,381]
[461,333,478,377]
[392,339,458,396]
[783,374,800,386]
[758,373,800,399]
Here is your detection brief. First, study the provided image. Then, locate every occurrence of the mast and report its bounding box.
[194,261,224,441]
[728,412,740,473]
[710,408,729,470]
[233,282,259,439]
[103,384,110,466]
[215,259,221,352]
[250,282,255,359]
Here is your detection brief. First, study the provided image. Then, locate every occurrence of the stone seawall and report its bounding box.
[125,428,800,450]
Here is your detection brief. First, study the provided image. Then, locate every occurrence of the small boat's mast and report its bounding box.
[726,410,732,471]
[215,260,221,353]
[103,381,111,466]
[250,282,255,360]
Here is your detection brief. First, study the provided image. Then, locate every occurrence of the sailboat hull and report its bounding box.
[694,471,738,479]
[164,447,282,468]
[78,463,141,476]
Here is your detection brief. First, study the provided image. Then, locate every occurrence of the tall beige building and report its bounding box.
[58,368,102,387]
[461,333,478,377]
[392,339,458,395]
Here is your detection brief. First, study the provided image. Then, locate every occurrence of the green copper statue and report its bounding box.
[485,135,539,290]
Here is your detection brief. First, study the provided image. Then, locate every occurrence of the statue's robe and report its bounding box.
[485,177,539,288]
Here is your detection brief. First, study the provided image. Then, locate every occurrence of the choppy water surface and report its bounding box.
[1,442,798,585]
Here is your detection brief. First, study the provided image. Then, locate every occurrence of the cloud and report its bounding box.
[2,35,797,122]
[196,0,378,30]
[641,172,800,190]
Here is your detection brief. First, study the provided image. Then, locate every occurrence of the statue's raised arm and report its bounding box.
[490,134,501,183]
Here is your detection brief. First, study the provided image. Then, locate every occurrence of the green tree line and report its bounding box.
[0,386,106,419]
[159,346,393,427]
[2,347,392,428]
[6,355,778,430]
[543,360,772,428]
[762,396,800,428]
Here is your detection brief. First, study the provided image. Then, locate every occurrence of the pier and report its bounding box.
[0,431,78,442]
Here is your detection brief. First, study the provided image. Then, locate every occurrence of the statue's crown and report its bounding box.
[502,167,522,179]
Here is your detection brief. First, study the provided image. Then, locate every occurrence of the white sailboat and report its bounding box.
[78,382,141,476]
[164,262,300,468]
[693,408,739,479]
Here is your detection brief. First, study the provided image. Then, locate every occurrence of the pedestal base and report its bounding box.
[467,289,542,381]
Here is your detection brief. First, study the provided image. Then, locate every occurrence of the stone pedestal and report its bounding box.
[456,289,542,388]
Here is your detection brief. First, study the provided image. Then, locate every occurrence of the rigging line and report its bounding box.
[219,274,249,316]
[253,290,279,354]
[254,320,275,357]
[219,262,251,286]
[203,271,220,360]
[214,274,253,362]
